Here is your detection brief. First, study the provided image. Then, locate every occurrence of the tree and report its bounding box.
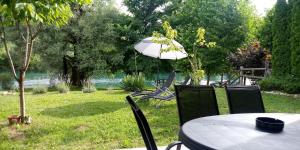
[120,0,176,74]
[290,0,300,77]
[258,8,274,51]
[238,0,263,43]
[0,0,90,123]
[272,0,291,77]
[169,0,249,83]
[36,1,123,86]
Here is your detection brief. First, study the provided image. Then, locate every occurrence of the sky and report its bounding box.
[251,0,277,16]
[115,0,277,16]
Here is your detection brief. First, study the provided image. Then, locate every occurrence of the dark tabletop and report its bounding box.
[179,113,300,150]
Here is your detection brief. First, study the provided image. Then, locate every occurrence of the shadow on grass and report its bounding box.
[40,101,125,118]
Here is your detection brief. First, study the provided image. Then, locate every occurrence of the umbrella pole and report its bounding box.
[156,62,159,89]
[156,44,162,89]
[134,51,138,74]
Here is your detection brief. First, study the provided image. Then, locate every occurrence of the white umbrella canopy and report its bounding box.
[134,37,188,60]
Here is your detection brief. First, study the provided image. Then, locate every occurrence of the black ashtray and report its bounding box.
[256,117,284,133]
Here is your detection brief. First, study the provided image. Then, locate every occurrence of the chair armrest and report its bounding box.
[165,141,182,150]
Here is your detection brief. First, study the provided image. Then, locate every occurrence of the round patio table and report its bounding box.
[179,113,300,150]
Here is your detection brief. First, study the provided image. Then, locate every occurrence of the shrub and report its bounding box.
[32,86,48,94]
[120,73,145,92]
[259,76,300,94]
[82,81,97,93]
[55,82,70,93]
[0,73,15,90]
[282,83,300,94]
[259,77,284,91]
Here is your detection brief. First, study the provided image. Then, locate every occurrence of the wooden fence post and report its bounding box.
[240,66,244,86]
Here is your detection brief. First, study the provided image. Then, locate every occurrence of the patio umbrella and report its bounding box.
[134,37,187,60]
[134,37,187,86]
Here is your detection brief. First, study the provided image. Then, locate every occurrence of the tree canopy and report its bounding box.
[166,0,259,81]
[36,1,123,86]
[290,0,300,77]
[272,0,291,77]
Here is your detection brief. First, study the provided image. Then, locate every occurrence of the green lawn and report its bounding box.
[0,89,300,150]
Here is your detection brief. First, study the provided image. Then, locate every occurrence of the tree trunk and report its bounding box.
[63,55,68,82]
[221,73,224,84]
[71,66,81,86]
[206,74,210,85]
[19,71,26,122]
[228,73,231,85]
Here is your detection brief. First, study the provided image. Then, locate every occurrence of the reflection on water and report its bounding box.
[7,72,230,89]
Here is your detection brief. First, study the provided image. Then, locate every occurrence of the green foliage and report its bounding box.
[124,0,170,34]
[272,0,291,77]
[119,0,175,74]
[152,21,181,52]
[152,22,212,85]
[55,82,70,93]
[32,86,48,94]
[290,0,300,76]
[0,0,91,27]
[259,76,300,94]
[0,44,8,70]
[259,77,284,91]
[171,0,247,52]
[190,69,205,85]
[237,0,263,43]
[258,8,274,51]
[120,73,145,92]
[82,81,97,93]
[190,27,216,85]
[35,1,124,86]
[168,0,256,79]
[0,72,14,90]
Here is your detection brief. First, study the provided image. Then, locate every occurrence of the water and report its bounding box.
[2,72,230,89]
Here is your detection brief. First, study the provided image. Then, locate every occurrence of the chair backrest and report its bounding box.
[162,72,176,88]
[225,85,265,114]
[174,85,220,126]
[126,96,158,150]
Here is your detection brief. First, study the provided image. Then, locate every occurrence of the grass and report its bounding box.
[0,89,300,149]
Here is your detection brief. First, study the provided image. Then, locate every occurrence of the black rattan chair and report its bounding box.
[225,85,265,114]
[126,96,182,150]
[174,85,220,126]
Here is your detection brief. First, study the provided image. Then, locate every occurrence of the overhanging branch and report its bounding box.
[0,17,18,81]
[24,19,34,71]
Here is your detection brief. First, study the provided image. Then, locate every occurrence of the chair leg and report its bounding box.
[165,141,182,150]
[176,144,181,150]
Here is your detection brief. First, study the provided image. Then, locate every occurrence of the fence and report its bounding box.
[239,66,271,85]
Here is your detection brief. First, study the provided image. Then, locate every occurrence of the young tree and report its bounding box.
[290,0,300,77]
[153,21,216,85]
[272,0,291,77]
[0,0,90,123]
